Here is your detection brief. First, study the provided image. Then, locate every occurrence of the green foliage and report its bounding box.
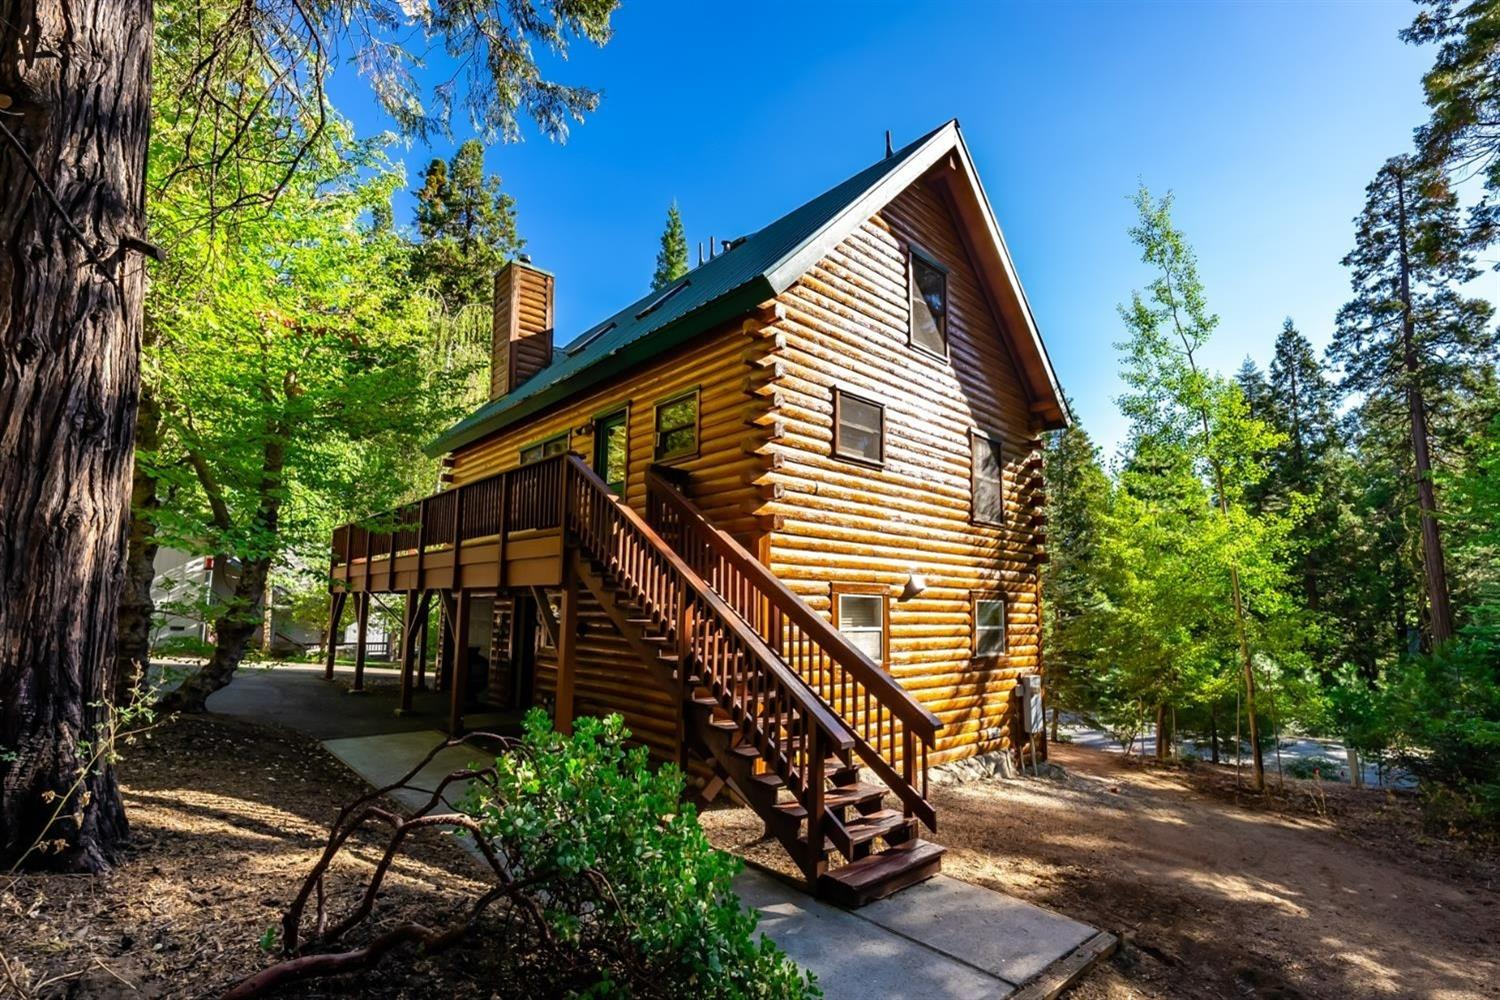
[1380,637,1500,832]
[412,140,524,309]
[652,201,690,290]
[459,711,818,999]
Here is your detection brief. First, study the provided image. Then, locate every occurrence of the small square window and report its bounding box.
[909,250,948,355]
[974,596,1005,658]
[654,390,699,461]
[833,389,884,465]
[836,592,886,664]
[971,431,1004,525]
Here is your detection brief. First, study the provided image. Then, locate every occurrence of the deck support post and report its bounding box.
[352,591,370,693]
[555,565,578,736]
[437,592,456,693]
[398,589,423,714]
[324,591,347,680]
[448,591,471,735]
[416,596,430,691]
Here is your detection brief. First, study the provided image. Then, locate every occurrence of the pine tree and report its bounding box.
[1332,154,1498,645]
[1041,409,1112,737]
[412,140,524,310]
[652,202,689,290]
[1237,359,1272,425]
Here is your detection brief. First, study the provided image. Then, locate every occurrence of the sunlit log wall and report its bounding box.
[756,179,1047,766]
[446,173,1047,768]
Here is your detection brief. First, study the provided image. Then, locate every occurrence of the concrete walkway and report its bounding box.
[206,664,1110,998]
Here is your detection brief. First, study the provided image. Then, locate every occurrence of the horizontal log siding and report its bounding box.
[448,322,774,762]
[761,179,1046,766]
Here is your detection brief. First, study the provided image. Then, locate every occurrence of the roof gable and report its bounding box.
[428,120,1066,457]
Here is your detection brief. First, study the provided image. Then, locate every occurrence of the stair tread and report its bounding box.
[769,782,886,821]
[820,840,946,898]
[799,808,908,850]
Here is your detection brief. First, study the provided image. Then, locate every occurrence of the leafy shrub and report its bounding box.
[1381,636,1500,836]
[1282,756,1341,781]
[459,710,819,999]
[151,634,216,659]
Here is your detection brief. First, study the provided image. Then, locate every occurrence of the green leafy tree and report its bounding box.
[1332,154,1497,645]
[412,140,524,309]
[1115,187,1302,787]
[652,201,689,289]
[1,0,619,872]
[151,135,464,712]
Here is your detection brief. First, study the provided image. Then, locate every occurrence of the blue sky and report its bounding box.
[332,1,1489,457]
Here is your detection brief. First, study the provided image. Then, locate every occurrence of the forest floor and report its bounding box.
[0,715,520,999]
[703,744,1500,1000]
[4,715,1496,999]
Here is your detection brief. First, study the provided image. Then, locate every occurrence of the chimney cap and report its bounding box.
[517,253,533,265]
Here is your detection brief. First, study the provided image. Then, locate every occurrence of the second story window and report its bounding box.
[971,430,1004,525]
[833,388,884,465]
[654,389,699,461]
[520,433,568,466]
[909,248,948,356]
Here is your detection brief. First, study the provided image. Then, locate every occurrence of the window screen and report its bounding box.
[910,252,947,355]
[834,389,884,464]
[972,431,1004,525]
[655,391,698,460]
[974,597,1005,657]
[837,593,885,663]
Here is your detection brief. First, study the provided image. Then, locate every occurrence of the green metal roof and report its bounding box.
[426,123,957,457]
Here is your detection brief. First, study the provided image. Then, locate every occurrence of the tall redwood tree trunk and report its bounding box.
[1393,170,1455,645]
[0,0,153,870]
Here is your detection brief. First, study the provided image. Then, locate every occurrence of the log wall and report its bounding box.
[757,175,1048,766]
[448,319,777,758]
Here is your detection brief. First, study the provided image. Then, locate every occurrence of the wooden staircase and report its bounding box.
[563,456,945,905]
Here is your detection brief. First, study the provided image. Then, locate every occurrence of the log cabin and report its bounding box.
[326,120,1068,904]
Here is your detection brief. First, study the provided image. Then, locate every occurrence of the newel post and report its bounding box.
[675,576,692,769]
[807,726,827,879]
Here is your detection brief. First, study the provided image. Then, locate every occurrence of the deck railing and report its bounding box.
[329,453,568,580]
[646,469,941,828]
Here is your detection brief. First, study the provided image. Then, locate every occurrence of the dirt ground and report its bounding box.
[701,744,1500,1000]
[6,719,1496,999]
[0,715,508,999]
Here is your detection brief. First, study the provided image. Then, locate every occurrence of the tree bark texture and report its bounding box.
[114,384,161,705]
[160,555,271,712]
[1393,169,1455,645]
[0,0,152,870]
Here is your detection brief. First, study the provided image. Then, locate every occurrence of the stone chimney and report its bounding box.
[490,256,555,400]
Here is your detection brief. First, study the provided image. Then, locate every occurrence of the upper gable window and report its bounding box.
[908,248,948,356]
[833,388,884,466]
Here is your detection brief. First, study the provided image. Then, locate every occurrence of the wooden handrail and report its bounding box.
[645,469,942,739]
[563,456,855,752]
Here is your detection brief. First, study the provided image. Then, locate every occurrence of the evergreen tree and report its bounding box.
[1332,154,1498,645]
[1236,359,1272,425]
[412,140,524,309]
[1041,409,1112,736]
[652,202,689,290]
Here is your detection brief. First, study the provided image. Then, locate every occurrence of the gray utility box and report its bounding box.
[1018,674,1045,734]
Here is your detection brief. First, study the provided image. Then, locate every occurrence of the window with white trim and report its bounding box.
[974,596,1006,658]
[836,592,885,664]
